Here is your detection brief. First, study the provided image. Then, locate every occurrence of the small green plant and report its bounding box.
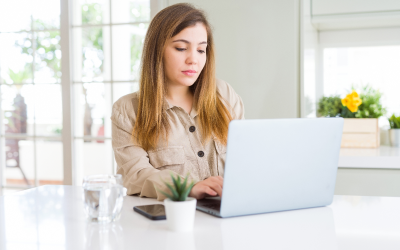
[388,114,400,129]
[355,86,386,118]
[158,173,195,201]
[317,96,342,117]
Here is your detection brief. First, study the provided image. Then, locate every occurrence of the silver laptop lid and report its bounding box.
[220,118,343,218]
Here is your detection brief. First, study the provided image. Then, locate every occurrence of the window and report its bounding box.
[323,46,400,125]
[71,0,150,185]
[0,0,62,188]
[0,0,151,189]
[318,27,400,127]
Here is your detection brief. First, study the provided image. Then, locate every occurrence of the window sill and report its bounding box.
[339,146,400,169]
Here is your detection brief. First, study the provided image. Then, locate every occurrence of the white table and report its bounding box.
[0,185,399,250]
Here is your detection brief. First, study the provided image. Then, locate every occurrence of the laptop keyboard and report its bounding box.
[201,203,221,211]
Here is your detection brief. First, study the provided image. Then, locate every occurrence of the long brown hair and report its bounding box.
[133,3,232,151]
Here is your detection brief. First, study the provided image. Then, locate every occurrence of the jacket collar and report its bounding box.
[164,98,198,119]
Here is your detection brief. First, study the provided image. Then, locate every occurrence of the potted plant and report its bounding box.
[158,173,196,232]
[317,85,386,148]
[388,114,400,147]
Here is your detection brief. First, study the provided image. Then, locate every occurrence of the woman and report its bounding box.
[111,3,244,201]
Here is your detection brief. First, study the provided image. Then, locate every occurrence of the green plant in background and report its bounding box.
[15,19,61,82]
[317,96,343,117]
[354,85,386,118]
[389,114,400,129]
[8,66,32,84]
[52,126,62,135]
[317,85,386,118]
[158,173,195,201]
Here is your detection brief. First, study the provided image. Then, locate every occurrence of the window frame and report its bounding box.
[309,27,400,118]
[0,0,163,189]
[0,6,63,189]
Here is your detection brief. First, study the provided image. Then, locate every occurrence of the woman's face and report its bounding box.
[163,22,207,88]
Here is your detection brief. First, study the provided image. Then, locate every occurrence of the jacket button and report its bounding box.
[189,126,196,132]
[197,151,204,157]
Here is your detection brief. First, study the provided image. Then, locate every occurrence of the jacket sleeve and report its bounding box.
[216,79,245,120]
[232,94,245,120]
[111,102,184,201]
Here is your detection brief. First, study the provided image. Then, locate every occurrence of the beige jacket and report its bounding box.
[111,79,245,200]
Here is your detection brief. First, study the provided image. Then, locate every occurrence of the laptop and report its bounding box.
[196,118,344,218]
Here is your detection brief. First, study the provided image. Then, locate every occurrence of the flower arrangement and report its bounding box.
[317,85,386,118]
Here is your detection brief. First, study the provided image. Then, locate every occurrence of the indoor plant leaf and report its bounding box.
[165,182,180,200]
[159,172,195,201]
[171,173,182,194]
[180,182,195,201]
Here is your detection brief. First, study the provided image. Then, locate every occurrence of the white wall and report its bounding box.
[319,27,400,47]
[311,0,400,30]
[168,0,301,119]
[312,0,400,16]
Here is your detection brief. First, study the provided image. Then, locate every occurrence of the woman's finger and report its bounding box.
[207,182,223,197]
[204,186,217,196]
[210,176,224,187]
[216,176,224,187]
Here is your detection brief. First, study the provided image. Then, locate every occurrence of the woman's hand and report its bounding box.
[189,176,223,200]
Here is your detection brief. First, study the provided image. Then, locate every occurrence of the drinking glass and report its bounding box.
[112,174,125,221]
[82,174,126,223]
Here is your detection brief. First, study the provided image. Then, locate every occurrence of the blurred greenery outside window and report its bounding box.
[74,1,149,140]
[0,0,150,187]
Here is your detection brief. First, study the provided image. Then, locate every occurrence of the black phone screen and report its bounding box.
[133,204,166,220]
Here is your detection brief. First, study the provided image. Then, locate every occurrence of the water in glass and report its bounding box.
[83,175,124,223]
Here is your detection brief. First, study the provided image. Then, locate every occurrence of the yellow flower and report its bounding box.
[341,97,350,106]
[347,104,358,112]
[350,91,359,98]
[342,90,362,113]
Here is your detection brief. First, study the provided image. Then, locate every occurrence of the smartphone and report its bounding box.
[133,204,166,220]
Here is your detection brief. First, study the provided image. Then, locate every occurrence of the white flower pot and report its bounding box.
[389,129,400,147]
[164,197,197,232]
